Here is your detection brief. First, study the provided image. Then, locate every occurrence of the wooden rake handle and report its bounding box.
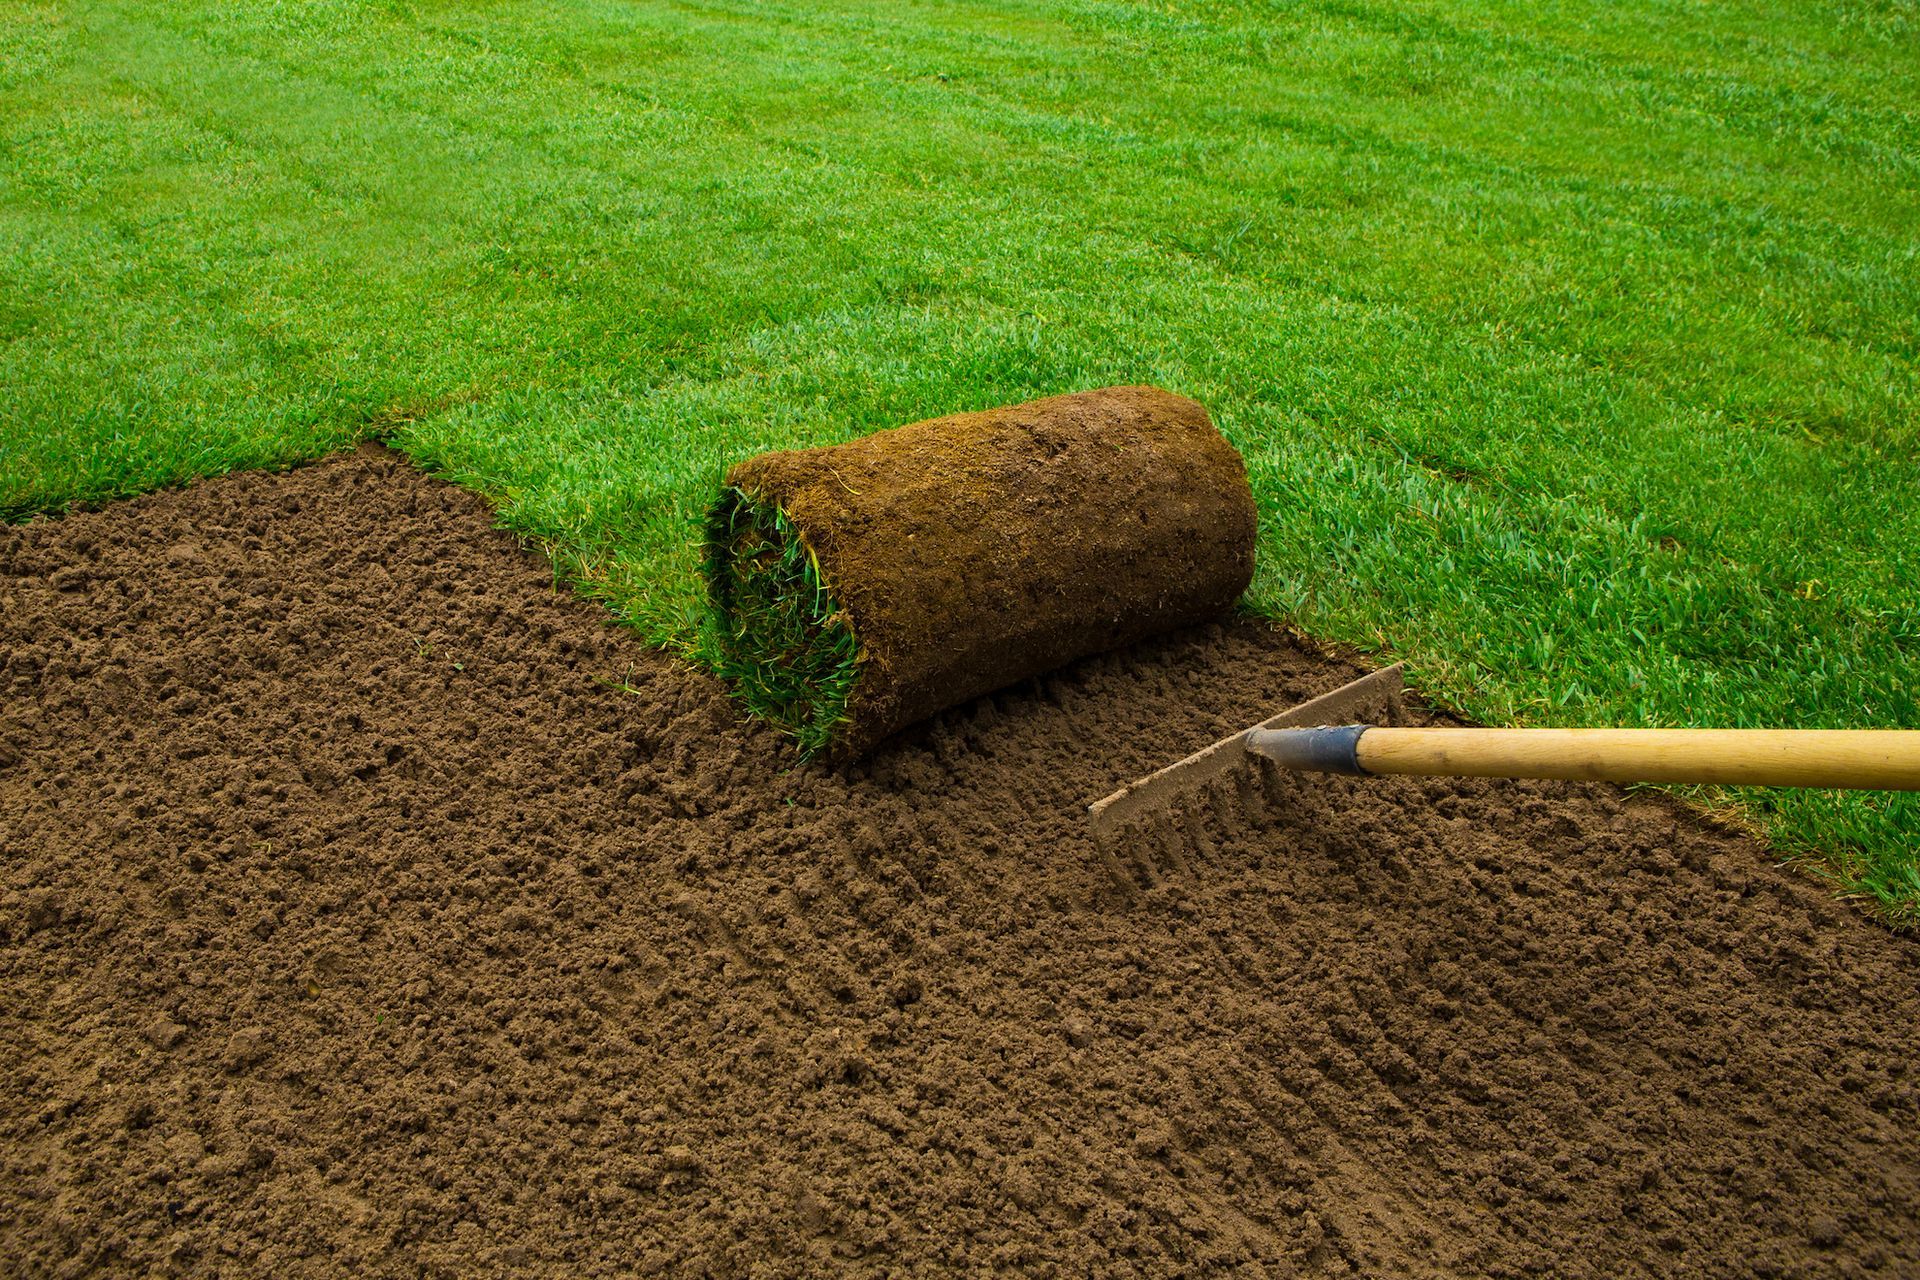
[1248,726,1920,791]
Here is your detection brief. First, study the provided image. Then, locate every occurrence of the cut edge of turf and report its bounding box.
[701,485,864,758]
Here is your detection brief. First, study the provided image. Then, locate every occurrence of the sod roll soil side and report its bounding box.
[708,386,1256,756]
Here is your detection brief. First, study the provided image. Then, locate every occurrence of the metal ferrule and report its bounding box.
[1245,725,1371,775]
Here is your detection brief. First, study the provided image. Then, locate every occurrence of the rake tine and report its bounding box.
[1207,773,1243,833]
[1092,822,1141,897]
[1160,807,1199,878]
[1230,755,1266,825]
[1254,753,1288,812]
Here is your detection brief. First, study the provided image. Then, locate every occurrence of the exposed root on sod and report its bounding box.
[703,486,862,757]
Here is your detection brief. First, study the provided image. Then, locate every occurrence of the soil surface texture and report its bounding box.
[719,385,1255,755]
[3,446,1917,1279]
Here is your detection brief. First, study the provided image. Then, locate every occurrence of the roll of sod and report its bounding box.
[705,385,1256,758]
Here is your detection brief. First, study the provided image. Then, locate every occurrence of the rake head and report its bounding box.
[1086,663,1406,853]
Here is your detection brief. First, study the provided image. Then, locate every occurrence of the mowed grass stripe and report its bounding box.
[2,0,1915,918]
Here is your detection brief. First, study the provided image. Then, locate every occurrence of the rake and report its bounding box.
[1088,665,1920,847]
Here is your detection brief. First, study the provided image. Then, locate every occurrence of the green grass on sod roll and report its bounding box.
[703,488,863,758]
[1,0,1915,922]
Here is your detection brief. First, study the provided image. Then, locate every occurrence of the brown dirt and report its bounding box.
[3,445,1918,1279]
[719,385,1255,755]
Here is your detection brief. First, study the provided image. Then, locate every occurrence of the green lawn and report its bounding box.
[4,0,1915,920]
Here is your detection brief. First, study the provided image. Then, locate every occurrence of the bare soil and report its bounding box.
[3,445,1917,1278]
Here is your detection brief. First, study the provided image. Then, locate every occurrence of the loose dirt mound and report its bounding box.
[3,447,1916,1278]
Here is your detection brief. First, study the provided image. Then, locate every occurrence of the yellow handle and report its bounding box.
[1356,728,1920,790]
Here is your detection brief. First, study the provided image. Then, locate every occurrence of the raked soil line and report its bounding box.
[2,444,1916,1278]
